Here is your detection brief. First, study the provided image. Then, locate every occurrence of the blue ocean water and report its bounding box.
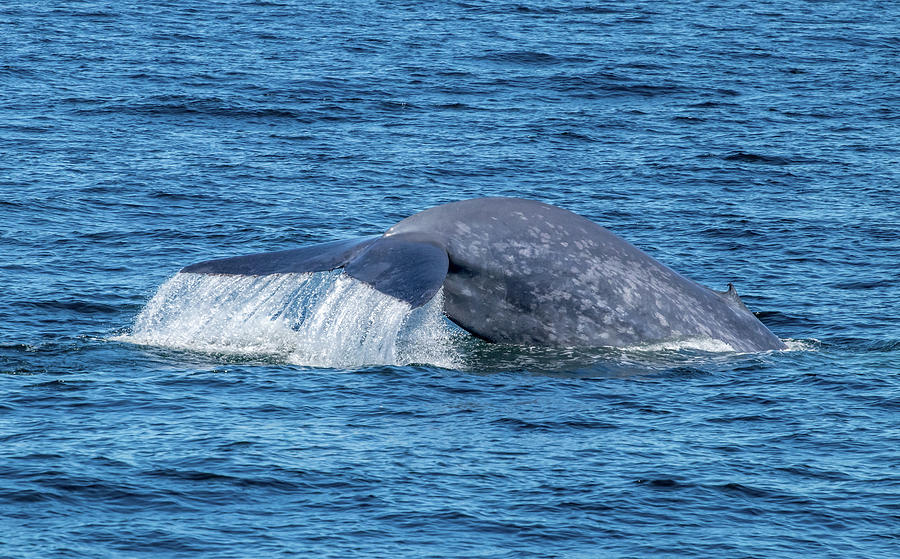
[2,0,899,556]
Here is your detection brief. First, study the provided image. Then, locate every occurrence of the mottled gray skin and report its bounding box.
[182,197,785,352]
[383,198,785,351]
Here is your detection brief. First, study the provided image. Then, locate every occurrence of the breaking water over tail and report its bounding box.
[117,271,794,374]
[118,271,462,369]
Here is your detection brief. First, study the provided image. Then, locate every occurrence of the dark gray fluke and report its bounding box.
[181,198,785,352]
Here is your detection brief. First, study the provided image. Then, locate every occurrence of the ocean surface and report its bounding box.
[2,1,898,557]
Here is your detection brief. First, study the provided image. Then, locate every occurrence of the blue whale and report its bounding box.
[182,197,785,352]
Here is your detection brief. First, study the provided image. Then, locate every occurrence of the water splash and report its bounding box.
[623,337,737,353]
[117,271,462,369]
[781,338,820,352]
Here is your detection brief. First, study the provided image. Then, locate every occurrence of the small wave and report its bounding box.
[781,338,820,352]
[476,51,561,65]
[20,299,119,314]
[433,102,486,112]
[864,339,900,352]
[549,74,687,98]
[722,152,816,165]
[0,65,37,77]
[829,279,895,290]
[77,95,308,121]
[115,271,461,369]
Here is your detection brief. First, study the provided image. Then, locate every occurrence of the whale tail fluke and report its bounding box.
[180,235,449,308]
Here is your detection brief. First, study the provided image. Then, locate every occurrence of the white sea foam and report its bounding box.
[622,337,737,353]
[115,271,462,369]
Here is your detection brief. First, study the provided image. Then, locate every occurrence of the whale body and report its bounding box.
[182,197,785,352]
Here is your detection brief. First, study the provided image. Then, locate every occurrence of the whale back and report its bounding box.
[386,198,784,351]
